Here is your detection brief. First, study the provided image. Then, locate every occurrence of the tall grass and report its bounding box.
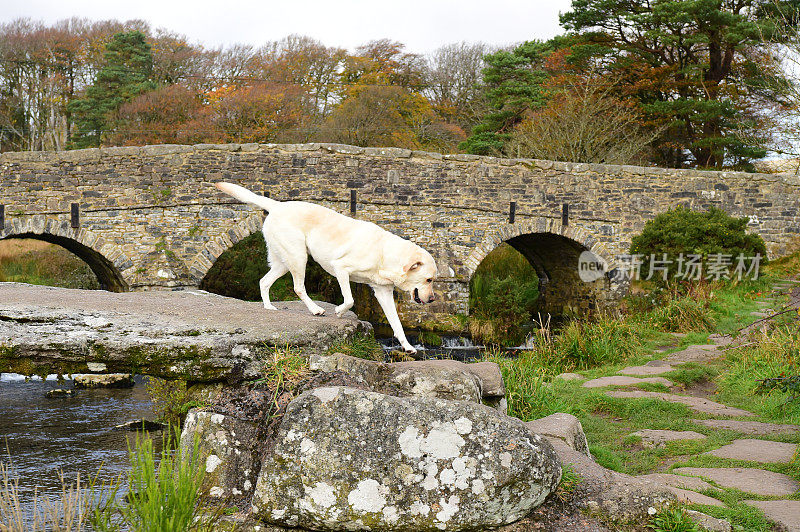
[1,431,213,532]
[0,460,96,532]
[717,324,800,423]
[93,431,214,532]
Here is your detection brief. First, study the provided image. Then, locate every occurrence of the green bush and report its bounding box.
[469,244,539,346]
[630,207,767,284]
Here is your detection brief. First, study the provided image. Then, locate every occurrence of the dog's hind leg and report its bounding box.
[332,262,354,317]
[289,264,326,316]
[259,258,288,310]
[372,284,416,355]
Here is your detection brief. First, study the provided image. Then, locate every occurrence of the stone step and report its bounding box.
[669,487,726,507]
[605,391,755,417]
[582,376,673,389]
[671,467,799,497]
[743,500,800,532]
[692,419,800,436]
[664,344,721,363]
[705,439,798,463]
[708,333,733,347]
[618,364,675,376]
[630,430,707,448]
[750,311,772,318]
[554,372,584,381]
[637,473,715,491]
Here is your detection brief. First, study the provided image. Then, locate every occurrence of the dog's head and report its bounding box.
[397,248,438,305]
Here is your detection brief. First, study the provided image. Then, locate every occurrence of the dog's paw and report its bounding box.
[264,303,278,310]
[310,305,326,316]
[402,343,417,355]
[335,304,351,317]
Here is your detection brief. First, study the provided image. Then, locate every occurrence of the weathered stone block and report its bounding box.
[252,386,561,531]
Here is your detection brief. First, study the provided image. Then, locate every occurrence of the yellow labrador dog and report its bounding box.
[216,182,438,354]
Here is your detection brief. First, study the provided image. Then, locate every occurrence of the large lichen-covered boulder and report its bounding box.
[180,410,261,501]
[309,353,506,412]
[252,386,561,531]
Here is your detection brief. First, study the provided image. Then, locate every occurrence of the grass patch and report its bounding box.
[92,431,218,531]
[647,506,700,532]
[662,363,719,387]
[327,333,383,361]
[0,238,99,289]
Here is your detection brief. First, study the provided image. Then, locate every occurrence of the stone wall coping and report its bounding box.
[2,143,799,186]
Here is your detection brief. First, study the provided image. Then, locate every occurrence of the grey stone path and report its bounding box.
[630,430,706,448]
[597,280,800,530]
[692,419,800,435]
[671,467,799,497]
[605,390,755,417]
[742,501,800,532]
[618,364,675,376]
[583,376,673,388]
[705,439,798,463]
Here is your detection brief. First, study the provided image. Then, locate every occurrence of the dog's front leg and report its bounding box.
[372,284,416,355]
[332,263,354,317]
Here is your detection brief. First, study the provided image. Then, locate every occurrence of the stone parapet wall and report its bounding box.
[1,143,798,326]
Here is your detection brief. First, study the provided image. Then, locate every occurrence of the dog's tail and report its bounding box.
[215,182,277,212]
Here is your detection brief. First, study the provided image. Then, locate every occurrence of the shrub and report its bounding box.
[647,507,700,532]
[630,207,767,284]
[145,378,205,427]
[469,244,539,346]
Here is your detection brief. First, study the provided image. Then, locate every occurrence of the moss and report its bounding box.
[417,331,443,347]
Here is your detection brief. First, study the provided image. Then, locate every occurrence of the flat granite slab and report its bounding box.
[605,391,755,417]
[705,439,798,463]
[664,345,721,363]
[744,500,800,531]
[630,430,707,448]
[583,375,673,388]
[669,487,725,507]
[0,283,369,382]
[672,467,800,497]
[636,473,715,491]
[618,364,675,376]
[692,419,800,435]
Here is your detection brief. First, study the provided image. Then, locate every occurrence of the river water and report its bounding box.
[0,374,156,509]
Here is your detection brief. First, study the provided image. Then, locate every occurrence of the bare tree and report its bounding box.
[507,74,660,164]
[424,41,492,131]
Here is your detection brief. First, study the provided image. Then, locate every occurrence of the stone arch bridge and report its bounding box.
[1,143,798,327]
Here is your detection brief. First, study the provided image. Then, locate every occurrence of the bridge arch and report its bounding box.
[464,218,623,316]
[187,213,264,283]
[0,216,131,292]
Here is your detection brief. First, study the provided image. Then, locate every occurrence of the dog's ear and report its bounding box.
[403,261,423,273]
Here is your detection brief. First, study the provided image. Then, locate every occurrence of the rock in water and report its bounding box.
[252,386,561,531]
[73,374,135,389]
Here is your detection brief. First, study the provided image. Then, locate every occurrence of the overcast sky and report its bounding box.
[1,0,574,53]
